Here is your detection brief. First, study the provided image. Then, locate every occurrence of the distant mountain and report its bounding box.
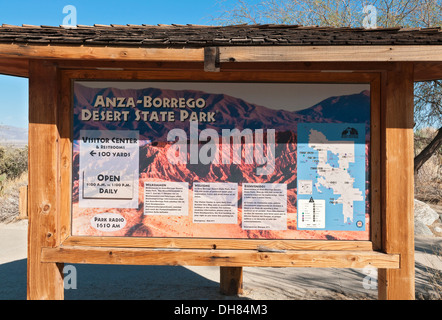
[0,125,28,147]
[73,84,370,141]
[72,84,370,197]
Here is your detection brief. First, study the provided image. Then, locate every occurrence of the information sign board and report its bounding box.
[72,81,370,240]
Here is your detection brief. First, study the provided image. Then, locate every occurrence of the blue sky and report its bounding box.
[0,0,229,128]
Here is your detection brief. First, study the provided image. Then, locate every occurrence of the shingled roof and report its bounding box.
[0,24,442,47]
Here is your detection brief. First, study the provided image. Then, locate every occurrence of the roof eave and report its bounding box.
[1,43,442,80]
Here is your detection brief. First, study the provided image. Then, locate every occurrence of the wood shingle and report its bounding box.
[0,24,441,47]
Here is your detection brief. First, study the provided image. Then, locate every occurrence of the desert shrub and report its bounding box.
[0,145,28,180]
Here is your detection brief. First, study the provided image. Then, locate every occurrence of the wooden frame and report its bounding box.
[1,44,442,62]
[1,57,439,82]
[27,60,415,300]
[59,68,381,251]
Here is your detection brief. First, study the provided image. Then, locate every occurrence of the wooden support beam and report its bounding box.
[27,60,64,300]
[219,46,442,63]
[57,59,204,71]
[220,61,396,73]
[413,62,442,81]
[0,58,29,77]
[378,63,415,300]
[220,267,243,296]
[0,44,204,62]
[41,246,400,269]
[0,44,440,65]
[204,47,220,72]
[62,236,374,251]
[18,185,28,220]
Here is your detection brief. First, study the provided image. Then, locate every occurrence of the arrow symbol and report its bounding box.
[90,150,97,157]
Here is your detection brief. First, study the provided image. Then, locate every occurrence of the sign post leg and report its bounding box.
[220,266,243,296]
[378,63,415,300]
[27,60,64,300]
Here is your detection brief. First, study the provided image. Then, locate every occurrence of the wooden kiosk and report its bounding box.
[0,24,441,300]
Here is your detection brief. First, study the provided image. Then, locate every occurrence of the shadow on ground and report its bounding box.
[415,262,441,300]
[0,258,375,300]
[1,235,440,300]
[0,260,246,300]
[0,259,27,300]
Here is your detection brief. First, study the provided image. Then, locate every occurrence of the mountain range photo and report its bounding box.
[71,82,371,240]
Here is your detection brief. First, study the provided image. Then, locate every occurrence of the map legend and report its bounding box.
[298,198,325,229]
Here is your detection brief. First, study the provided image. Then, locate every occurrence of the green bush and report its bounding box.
[0,145,28,180]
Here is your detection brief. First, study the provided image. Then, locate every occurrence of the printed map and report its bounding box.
[297,123,366,231]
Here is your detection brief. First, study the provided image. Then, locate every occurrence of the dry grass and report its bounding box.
[427,247,442,300]
[417,244,442,300]
[0,172,28,223]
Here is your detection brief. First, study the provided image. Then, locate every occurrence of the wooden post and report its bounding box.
[27,60,64,300]
[220,267,243,296]
[18,185,28,220]
[378,63,415,300]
